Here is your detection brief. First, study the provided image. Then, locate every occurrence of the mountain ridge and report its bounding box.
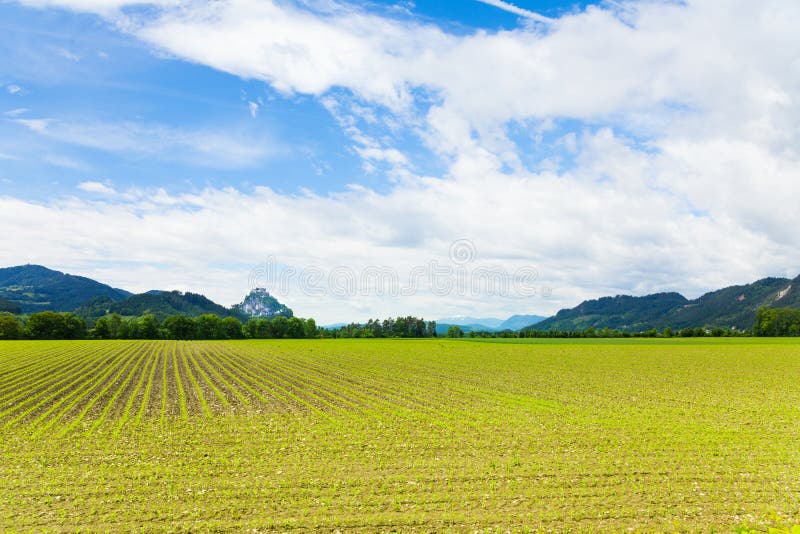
[0,265,131,313]
[74,291,246,322]
[0,265,295,323]
[435,314,547,332]
[529,275,800,332]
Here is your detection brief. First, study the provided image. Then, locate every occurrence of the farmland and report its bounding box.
[1,339,799,531]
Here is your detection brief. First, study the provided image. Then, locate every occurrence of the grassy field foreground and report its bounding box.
[0,338,799,531]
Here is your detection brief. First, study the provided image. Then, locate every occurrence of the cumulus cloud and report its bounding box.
[77,181,115,195]
[2,128,796,323]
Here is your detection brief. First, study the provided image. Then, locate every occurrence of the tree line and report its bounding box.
[5,310,800,340]
[0,312,437,340]
[0,312,318,340]
[447,325,749,338]
[754,307,800,336]
[322,317,437,338]
[518,326,749,338]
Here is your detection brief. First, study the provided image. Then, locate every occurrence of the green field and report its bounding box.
[1,339,799,531]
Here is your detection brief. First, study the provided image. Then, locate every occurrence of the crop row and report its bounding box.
[0,340,501,435]
[1,339,800,531]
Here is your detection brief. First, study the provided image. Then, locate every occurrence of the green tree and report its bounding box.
[163,315,196,339]
[243,318,259,339]
[257,318,274,338]
[138,314,160,339]
[271,316,289,338]
[426,320,437,338]
[195,314,223,339]
[287,317,305,338]
[220,316,243,339]
[445,325,464,338]
[26,312,86,339]
[755,307,800,336]
[92,317,112,339]
[103,313,123,339]
[693,327,706,337]
[0,314,23,340]
[303,318,317,339]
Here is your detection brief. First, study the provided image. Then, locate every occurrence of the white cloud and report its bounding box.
[1,129,797,323]
[45,154,91,170]
[15,118,49,133]
[248,101,259,118]
[55,47,81,62]
[3,108,29,117]
[475,0,553,23]
[77,181,115,195]
[15,118,278,168]
[5,84,23,95]
[354,146,408,166]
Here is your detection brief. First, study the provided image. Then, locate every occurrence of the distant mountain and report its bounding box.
[530,275,800,332]
[232,288,293,319]
[0,265,130,313]
[321,322,349,329]
[437,316,505,329]
[75,291,242,322]
[434,323,488,336]
[497,314,547,331]
[435,314,548,333]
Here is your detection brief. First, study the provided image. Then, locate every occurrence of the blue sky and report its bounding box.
[0,2,361,197]
[1,0,799,323]
[0,0,602,201]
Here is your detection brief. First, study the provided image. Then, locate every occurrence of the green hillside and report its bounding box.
[531,275,799,332]
[533,292,689,331]
[0,265,130,313]
[75,291,245,322]
[662,277,792,329]
[0,298,21,314]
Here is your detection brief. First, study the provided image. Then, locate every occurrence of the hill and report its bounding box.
[660,276,794,330]
[533,292,689,332]
[435,315,547,332]
[0,298,22,314]
[434,322,491,336]
[232,288,293,318]
[437,316,504,330]
[530,275,800,332]
[75,291,244,322]
[0,265,130,313]
[497,314,547,331]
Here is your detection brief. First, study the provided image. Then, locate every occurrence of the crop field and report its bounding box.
[1,339,799,531]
